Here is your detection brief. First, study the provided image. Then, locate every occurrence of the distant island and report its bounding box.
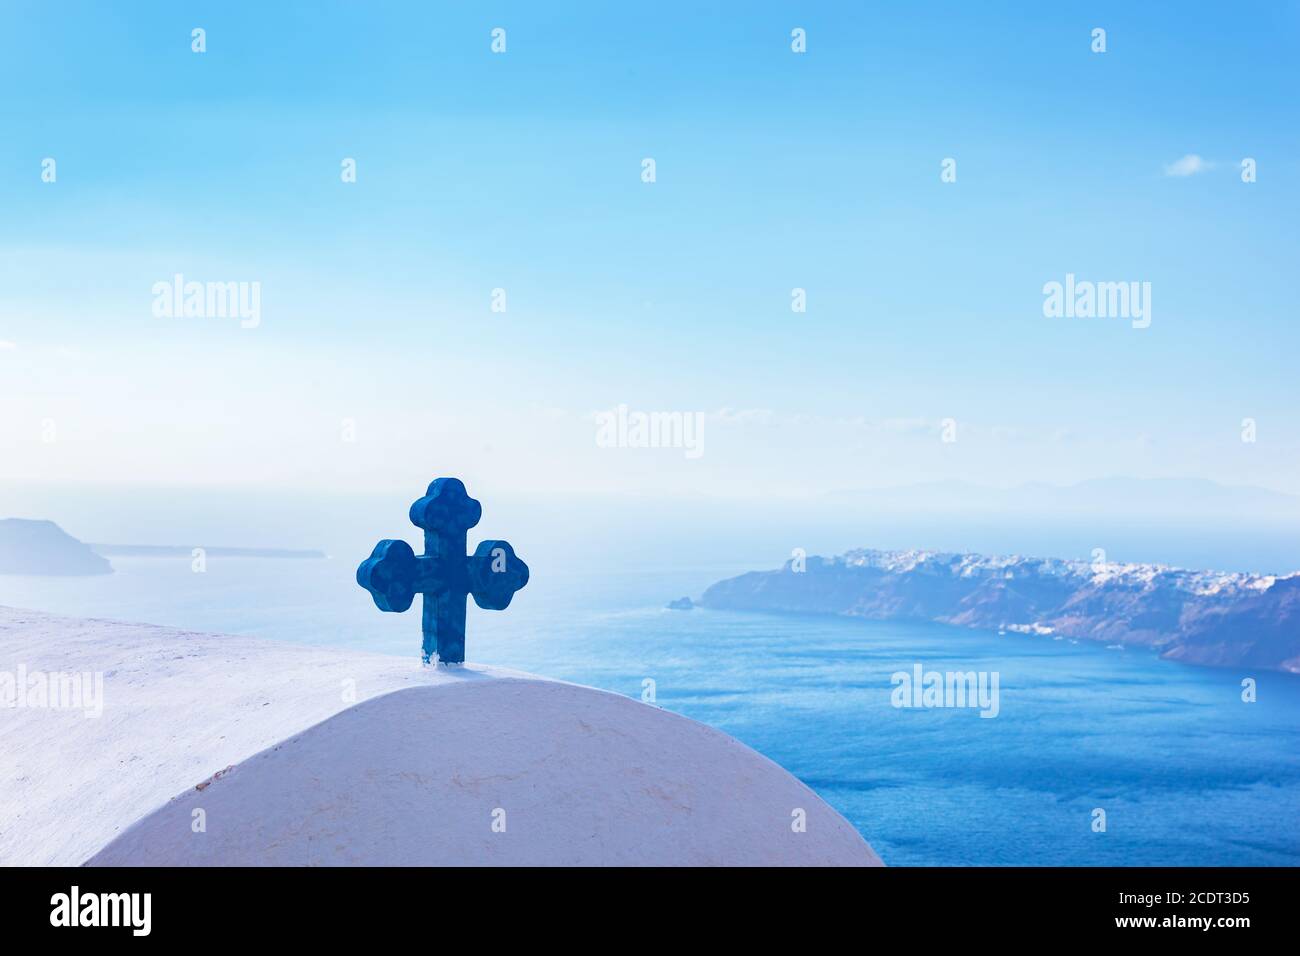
[665,596,694,610]
[90,544,326,559]
[700,548,1300,674]
[0,519,113,576]
[0,517,328,576]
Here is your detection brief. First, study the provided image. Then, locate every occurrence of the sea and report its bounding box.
[4,554,1299,866]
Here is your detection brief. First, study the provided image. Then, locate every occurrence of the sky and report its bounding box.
[1,1,1298,513]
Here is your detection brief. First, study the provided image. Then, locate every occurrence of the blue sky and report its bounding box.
[1,1,1298,501]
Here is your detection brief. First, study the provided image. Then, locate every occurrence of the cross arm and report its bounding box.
[356,539,463,613]
[467,539,530,610]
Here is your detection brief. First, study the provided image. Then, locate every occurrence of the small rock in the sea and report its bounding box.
[665,596,694,610]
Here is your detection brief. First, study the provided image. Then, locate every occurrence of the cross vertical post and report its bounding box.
[421,523,468,665]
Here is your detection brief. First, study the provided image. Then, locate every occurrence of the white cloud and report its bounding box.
[0,340,17,350]
[1163,154,1212,177]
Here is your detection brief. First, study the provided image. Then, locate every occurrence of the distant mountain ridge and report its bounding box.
[700,548,1300,673]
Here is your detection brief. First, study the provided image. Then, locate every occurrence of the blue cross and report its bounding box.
[356,477,529,664]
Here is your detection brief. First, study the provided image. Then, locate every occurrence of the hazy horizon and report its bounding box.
[6,473,1300,579]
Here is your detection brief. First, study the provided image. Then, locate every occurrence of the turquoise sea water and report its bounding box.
[4,555,1299,866]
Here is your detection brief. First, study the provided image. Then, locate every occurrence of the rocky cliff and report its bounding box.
[701,549,1300,673]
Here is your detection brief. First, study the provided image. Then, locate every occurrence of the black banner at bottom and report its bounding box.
[0,866,1285,940]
